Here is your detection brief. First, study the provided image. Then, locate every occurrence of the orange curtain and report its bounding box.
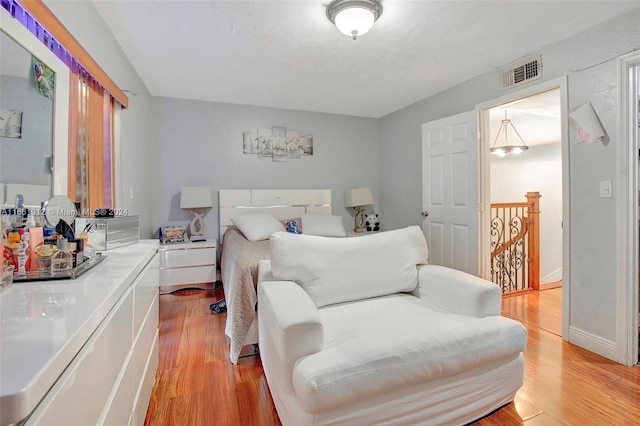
[68,67,115,215]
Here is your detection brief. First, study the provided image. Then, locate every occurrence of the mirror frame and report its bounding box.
[0,6,69,199]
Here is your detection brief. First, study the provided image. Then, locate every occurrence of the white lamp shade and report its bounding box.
[180,186,213,209]
[334,7,375,37]
[344,187,374,207]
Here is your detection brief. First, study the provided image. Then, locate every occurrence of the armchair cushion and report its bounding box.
[270,226,429,308]
[292,294,527,413]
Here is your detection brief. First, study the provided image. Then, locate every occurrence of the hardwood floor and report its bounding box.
[144,286,640,426]
[502,287,563,337]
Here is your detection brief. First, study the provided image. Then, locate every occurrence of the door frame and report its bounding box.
[476,77,570,339]
[616,51,639,366]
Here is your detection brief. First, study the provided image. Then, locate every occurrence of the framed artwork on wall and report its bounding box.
[0,109,23,139]
[243,126,313,161]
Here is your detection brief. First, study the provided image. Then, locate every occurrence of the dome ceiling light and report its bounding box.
[326,0,383,40]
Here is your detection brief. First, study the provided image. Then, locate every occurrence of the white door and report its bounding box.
[422,111,479,275]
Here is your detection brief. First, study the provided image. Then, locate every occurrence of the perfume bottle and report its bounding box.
[16,233,30,276]
[51,238,72,272]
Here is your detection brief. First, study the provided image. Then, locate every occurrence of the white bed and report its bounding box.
[218,189,333,364]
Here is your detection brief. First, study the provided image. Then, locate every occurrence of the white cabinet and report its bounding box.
[0,242,160,426]
[158,242,216,293]
[24,251,159,426]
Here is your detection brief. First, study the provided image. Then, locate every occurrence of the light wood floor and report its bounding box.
[501,287,563,337]
[144,286,640,426]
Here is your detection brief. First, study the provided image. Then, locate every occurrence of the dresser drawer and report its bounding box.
[159,247,215,269]
[27,290,134,425]
[160,265,216,286]
[133,254,159,334]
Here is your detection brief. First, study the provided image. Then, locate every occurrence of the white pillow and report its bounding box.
[270,226,429,307]
[301,214,346,237]
[231,213,284,242]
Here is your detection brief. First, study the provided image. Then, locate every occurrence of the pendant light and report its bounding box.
[490,110,529,157]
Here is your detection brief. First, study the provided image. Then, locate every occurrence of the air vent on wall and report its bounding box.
[502,56,541,89]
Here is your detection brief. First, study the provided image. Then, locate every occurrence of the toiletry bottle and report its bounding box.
[17,232,30,276]
[28,226,44,272]
[52,238,72,272]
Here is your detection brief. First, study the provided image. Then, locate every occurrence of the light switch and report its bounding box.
[599,181,612,198]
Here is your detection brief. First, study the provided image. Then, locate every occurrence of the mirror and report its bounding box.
[0,29,53,206]
[0,8,69,207]
[42,195,77,227]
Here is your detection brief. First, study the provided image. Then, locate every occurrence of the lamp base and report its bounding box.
[354,206,367,233]
[188,211,207,242]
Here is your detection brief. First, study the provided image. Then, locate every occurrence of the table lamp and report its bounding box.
[344,187,374,233]
[180,186,213,242]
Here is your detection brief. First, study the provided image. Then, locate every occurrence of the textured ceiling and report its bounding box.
[92,1,639,118]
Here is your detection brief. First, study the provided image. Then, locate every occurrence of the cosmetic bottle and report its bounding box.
[16,232,30,276]
[51,238,72,272]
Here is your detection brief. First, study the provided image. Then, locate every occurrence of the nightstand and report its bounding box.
[158,241,216,293]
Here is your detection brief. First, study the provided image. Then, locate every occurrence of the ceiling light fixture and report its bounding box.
[490,110,529,157]
[326,0,383,40]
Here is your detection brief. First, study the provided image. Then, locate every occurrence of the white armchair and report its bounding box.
[258,226,527,426]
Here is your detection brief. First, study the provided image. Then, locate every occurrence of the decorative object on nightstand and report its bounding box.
[180,186,213,242]
[365,213,381,232]
[344,187,374,233]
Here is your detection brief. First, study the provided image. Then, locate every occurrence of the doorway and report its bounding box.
[616,52,639,365]
[487,89,563,336]
[478,77,570,339]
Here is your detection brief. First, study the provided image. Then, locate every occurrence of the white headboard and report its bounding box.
[218,189,332,240]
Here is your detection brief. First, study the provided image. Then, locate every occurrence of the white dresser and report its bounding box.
[0,241,159,426]
[158,241,216,293]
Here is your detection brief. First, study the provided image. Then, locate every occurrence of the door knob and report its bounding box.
[421,211,429,218]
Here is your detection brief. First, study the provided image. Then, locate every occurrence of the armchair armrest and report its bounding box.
[258,280,324,392]
[412,265,501,317]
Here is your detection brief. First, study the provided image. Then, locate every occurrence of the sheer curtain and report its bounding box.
[68,66,116,214]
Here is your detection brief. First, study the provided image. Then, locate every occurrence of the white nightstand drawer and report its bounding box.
[159,247,215,269]
[159,265,216,286]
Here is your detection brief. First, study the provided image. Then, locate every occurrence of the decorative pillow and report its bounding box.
[301,214,346,237]
[270,226,429,307]
[280,217,302,228]
[285,220,302,234]
[231,213,284,242]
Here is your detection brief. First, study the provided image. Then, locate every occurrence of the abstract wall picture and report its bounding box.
[243,126,313,161]
[31,56,54,99]
[258,128,273,157]
[300,134,314,155]
[272,126,287,162]
[286,129,301,158]
[242,131,258,154]
[0,109,23,139]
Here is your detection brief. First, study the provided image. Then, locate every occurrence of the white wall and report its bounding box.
[44,0,157,238]
[490,142,563,284]
[151,97,380,242]
[379,10,640,353]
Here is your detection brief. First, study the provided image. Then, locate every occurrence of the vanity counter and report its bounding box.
[0,240,159,426]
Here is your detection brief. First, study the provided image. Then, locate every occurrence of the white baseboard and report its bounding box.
[567,326,617,362]
[540,267,562,284]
